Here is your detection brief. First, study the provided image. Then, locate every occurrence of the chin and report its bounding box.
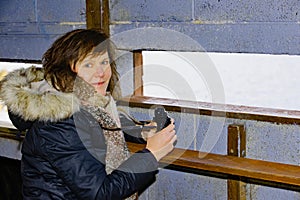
[95,84,108,95]
[96,88,107,95]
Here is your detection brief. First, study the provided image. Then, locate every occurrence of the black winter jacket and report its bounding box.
[0,67,158,200]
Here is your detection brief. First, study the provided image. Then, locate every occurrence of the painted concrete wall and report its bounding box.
[110,0,300,55]
[111,1,300,199]
[0,0,86,60]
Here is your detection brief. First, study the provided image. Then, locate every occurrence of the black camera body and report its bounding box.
[152,107,171,132]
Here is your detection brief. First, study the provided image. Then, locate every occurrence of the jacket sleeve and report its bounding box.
[35,119,158,200]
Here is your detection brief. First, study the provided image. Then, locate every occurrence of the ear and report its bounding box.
[70,61,78,73]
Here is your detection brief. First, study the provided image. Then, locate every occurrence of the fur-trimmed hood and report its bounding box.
[0,66,81,122]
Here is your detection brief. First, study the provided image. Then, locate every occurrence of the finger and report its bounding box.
[171,118,175,124]
[164,129,176,141]
[171,129,176,135]
[170,134,177,145]
[164,123,175,131]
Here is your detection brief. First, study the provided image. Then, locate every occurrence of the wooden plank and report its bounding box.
[117,96,300,125]
[127,142,300,191]
[227,125,246,200]
[228,125,240,157]
[1,128,300,191]
[86,0,110,35]
[0,128,24,141]
[133,51,144,96]
[227,180,246,200]
[100,0,110,35]
[86,0,101,29]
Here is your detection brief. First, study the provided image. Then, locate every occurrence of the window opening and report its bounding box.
[142,51,300,111]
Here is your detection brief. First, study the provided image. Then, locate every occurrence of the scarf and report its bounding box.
[74,78,138,200]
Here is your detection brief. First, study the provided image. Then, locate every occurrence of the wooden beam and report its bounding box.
[133,51,144,96]
[127,142,300,192]
[117,96,300,125]
[86,0,110,35]
[227,125,246,200]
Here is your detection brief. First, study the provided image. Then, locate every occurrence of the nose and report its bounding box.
[95,65,105,77]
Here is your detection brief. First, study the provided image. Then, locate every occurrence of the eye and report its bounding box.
[101,60,109,65]
[84,63,93,68]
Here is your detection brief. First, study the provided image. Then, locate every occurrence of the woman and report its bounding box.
[0,29,176,200]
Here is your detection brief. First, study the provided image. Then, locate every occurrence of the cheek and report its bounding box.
[78,70,92,82]
[106,68,112,80]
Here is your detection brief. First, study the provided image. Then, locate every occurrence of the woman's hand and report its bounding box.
[146,119,177,161]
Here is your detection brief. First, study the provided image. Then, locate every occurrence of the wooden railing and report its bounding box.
[2,123,299,193]
[128,142,300,192]
[118,96,300,125]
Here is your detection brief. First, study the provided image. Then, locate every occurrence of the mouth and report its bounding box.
[92,81,105,86]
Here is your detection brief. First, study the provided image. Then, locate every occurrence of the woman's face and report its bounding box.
[75,51,112,95]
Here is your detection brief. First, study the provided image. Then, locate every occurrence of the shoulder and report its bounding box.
[30,117,80,145]
[28,110,106,157]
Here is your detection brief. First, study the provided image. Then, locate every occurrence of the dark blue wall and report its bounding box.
[110,0,300,55]
[0,0,86,60]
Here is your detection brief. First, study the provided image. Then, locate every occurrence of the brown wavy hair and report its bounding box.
[43,29,120,97]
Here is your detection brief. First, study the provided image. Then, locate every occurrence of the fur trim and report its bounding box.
[0,66,80,122]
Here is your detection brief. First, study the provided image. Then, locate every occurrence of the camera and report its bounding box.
[152,107,171,132]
